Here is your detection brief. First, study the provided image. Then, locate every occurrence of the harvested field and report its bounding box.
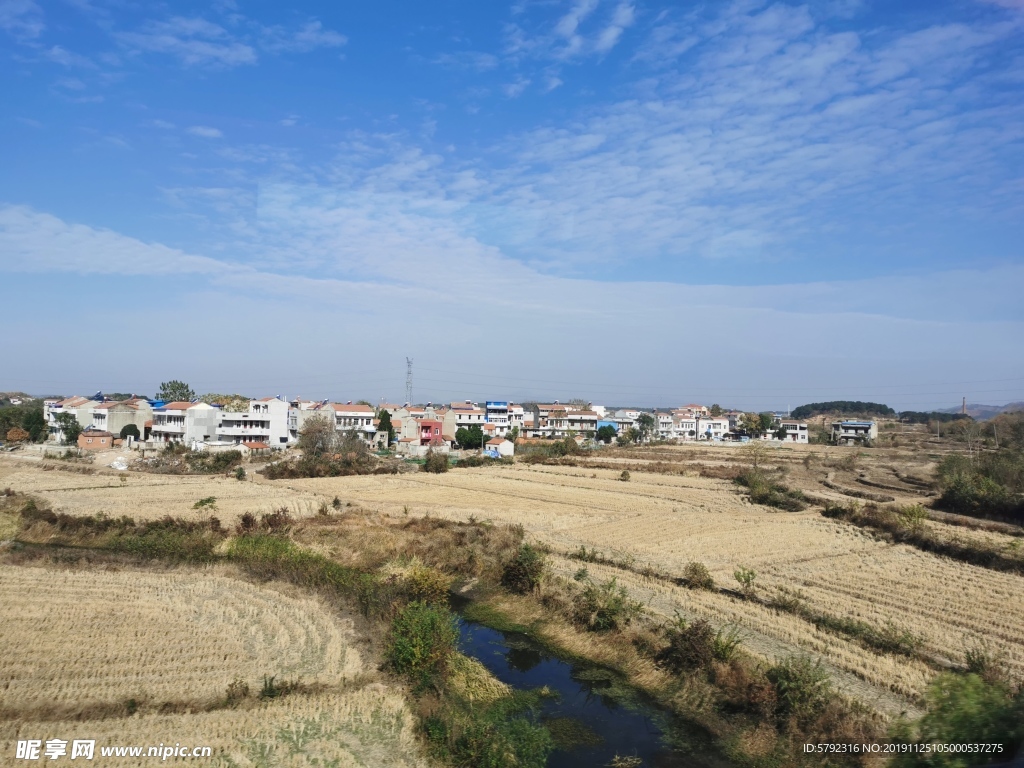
[3,437,1022,720]
[0,559,425,767]
[288,456,1024,710]
[0,461,325,524]
[0,687,425,768]
[0,565,361,713]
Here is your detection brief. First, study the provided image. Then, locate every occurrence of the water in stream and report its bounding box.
[457,615,732,768]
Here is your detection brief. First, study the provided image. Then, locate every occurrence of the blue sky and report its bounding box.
[1,0,1022,409]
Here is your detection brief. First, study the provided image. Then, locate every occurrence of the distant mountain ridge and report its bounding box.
[937,402,1024,421]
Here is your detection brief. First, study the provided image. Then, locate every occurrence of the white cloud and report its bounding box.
[594,2,635,53]
[187,125,223,138]
[0,0,43,38]
[260,20,347,53]
[1,201,1020,407]
[42,45,95,68]
[0,205,229,275]
[432,51,500,71]
[117,16,257,67]
[503,77,532,97]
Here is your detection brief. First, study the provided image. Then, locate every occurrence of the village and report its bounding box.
[35,393,881,459]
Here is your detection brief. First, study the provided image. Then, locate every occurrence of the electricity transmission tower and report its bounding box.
[405,357,413,405]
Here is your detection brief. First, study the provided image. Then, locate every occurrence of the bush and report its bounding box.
[734,567,756,597]
[573,577,643,632]
[891,674,1024,767]
[767,656,832,723]
[619,470,630,482]
[234,466,246,481]
[119,423,140,440]
[735,469,807,511]
[657,616,714,670]
[385,601,459,691]
[501,544,545,594]
[405,566,453,605]
[422,449,450,474]
[657,617,742,671]
[683,561,715,590]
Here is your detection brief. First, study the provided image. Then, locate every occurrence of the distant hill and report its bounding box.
[937,402,1024,421]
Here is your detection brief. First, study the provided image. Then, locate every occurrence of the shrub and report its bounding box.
[767,656,832,723]
[891,674,1024,767]
[234,466,246,481]
[192,496,217,510]
[619,470,631,482]
[712,625,743,662]
[406,566,453,605]
[573,577,643,632]
[683,561,715,590]
[386,601,459,691]
[501,544,546,594]
[734,567,756,597]
[422,449,450,474]
[657,616,714,671]
[735,469,808,511]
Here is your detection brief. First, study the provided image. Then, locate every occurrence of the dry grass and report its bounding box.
[0,686,426,767]
[0,460,327,524]
[0,564,362,713]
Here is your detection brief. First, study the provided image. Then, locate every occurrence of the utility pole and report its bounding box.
[405,358,413,406]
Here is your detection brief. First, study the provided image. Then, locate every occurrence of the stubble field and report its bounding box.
[2,435,1021,722]
[0,560,425,767]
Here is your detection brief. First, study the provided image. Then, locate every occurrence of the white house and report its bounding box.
[216,397,290,448]
[485,437,515,457]
[831,420,877,444]
[44,396,99,442]
[151,402,220,445]
[769,421,809,444]
[330,403,377,446]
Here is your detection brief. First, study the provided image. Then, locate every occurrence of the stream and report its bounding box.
[456,611,734,768]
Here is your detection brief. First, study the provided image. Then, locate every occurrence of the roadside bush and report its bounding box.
[890,673,1024,767]
[186,450,242,474]
[386,601,459,691]
[422,449,450,474]
[767,656,832,724]
[500,544,545,594]
[683,561,715,590]
[573,577,643,632]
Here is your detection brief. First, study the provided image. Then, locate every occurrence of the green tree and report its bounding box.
[377,409,395,446]
[636,413,656,442]
[53,412,82,445]
[455,425,484,449]
[774,423,789,441]
[120,423,141,440]
[740,412,774,438]
[596,425,617,444]
[710,403,723,417]
[507,425,520,442]
[156,380,195,402]
[21,407,46,442]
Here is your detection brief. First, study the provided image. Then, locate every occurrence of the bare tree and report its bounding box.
[298,415,338,457]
